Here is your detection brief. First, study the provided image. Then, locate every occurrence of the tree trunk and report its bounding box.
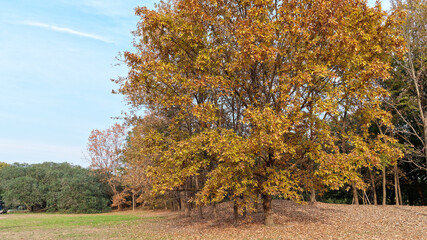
[309,161,316,204]
[370,169,378,206]
[363,190,371,205]
[362,189,367,205]
[212,203,217,218]
[233,201,238,225]
[186,201,191,217]
[394,165,399,205]
[180,191,186,212]
[352,182,359,205]
[397,174,403,205]
[262,194,274,226]
[132,192,135,211]
[254,194,259,211]
[382,166,387,205]
[310,188,316,203]
[23,203,30,212]
[425,118,427,174]
[198,206,203,219]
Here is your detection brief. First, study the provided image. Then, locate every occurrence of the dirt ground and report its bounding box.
[1,200,426,239]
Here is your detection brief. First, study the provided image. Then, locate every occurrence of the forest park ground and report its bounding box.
[0,200,426,240]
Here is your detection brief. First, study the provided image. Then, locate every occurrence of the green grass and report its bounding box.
[0,214,140,231]
[0,211,171,239]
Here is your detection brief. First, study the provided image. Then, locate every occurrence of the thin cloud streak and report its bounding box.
[19,21,114,44]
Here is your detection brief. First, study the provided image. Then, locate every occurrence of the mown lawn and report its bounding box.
[0,211,171,240]
[0,213,138,230]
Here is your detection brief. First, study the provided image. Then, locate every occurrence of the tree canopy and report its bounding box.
[115,0,406,225]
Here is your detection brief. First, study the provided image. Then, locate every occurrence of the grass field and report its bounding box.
[0,201,426,239]
[0,211,170,239]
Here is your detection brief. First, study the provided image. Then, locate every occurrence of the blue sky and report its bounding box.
[0,0,389,167]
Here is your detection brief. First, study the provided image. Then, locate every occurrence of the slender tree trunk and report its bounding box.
[362,189,367,205]
[180,191,186,212]
[363,190,371,205]
[186,181,191,217]
[310,162,316,203]
[262,194,274,226]
[352,182,359,205]
[240,196,246,218]
[194,175,203,219]
[383,166,387,205]
[394,165,400,205]
[424,119,427,174]
[132,192,135,211]
[370,169,378,206]
[397,174,403,205]
[186,201,191,217]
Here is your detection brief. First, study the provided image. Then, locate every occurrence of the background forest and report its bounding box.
[0,0,425,226]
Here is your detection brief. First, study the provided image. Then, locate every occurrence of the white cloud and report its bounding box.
[19,21,114,44]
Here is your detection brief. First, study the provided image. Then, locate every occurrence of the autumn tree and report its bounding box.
[122,122,156,211]
[117,0,404,225]
[86,123,127,210]
[122,113,177,210]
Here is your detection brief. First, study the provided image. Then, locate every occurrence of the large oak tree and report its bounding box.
[118,0,404,225]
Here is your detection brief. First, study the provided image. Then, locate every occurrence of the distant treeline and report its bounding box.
[0,162,111,213]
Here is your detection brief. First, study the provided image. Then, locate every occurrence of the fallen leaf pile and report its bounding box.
[132,200,427,240]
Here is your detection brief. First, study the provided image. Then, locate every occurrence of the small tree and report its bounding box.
[87,123,127,210]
